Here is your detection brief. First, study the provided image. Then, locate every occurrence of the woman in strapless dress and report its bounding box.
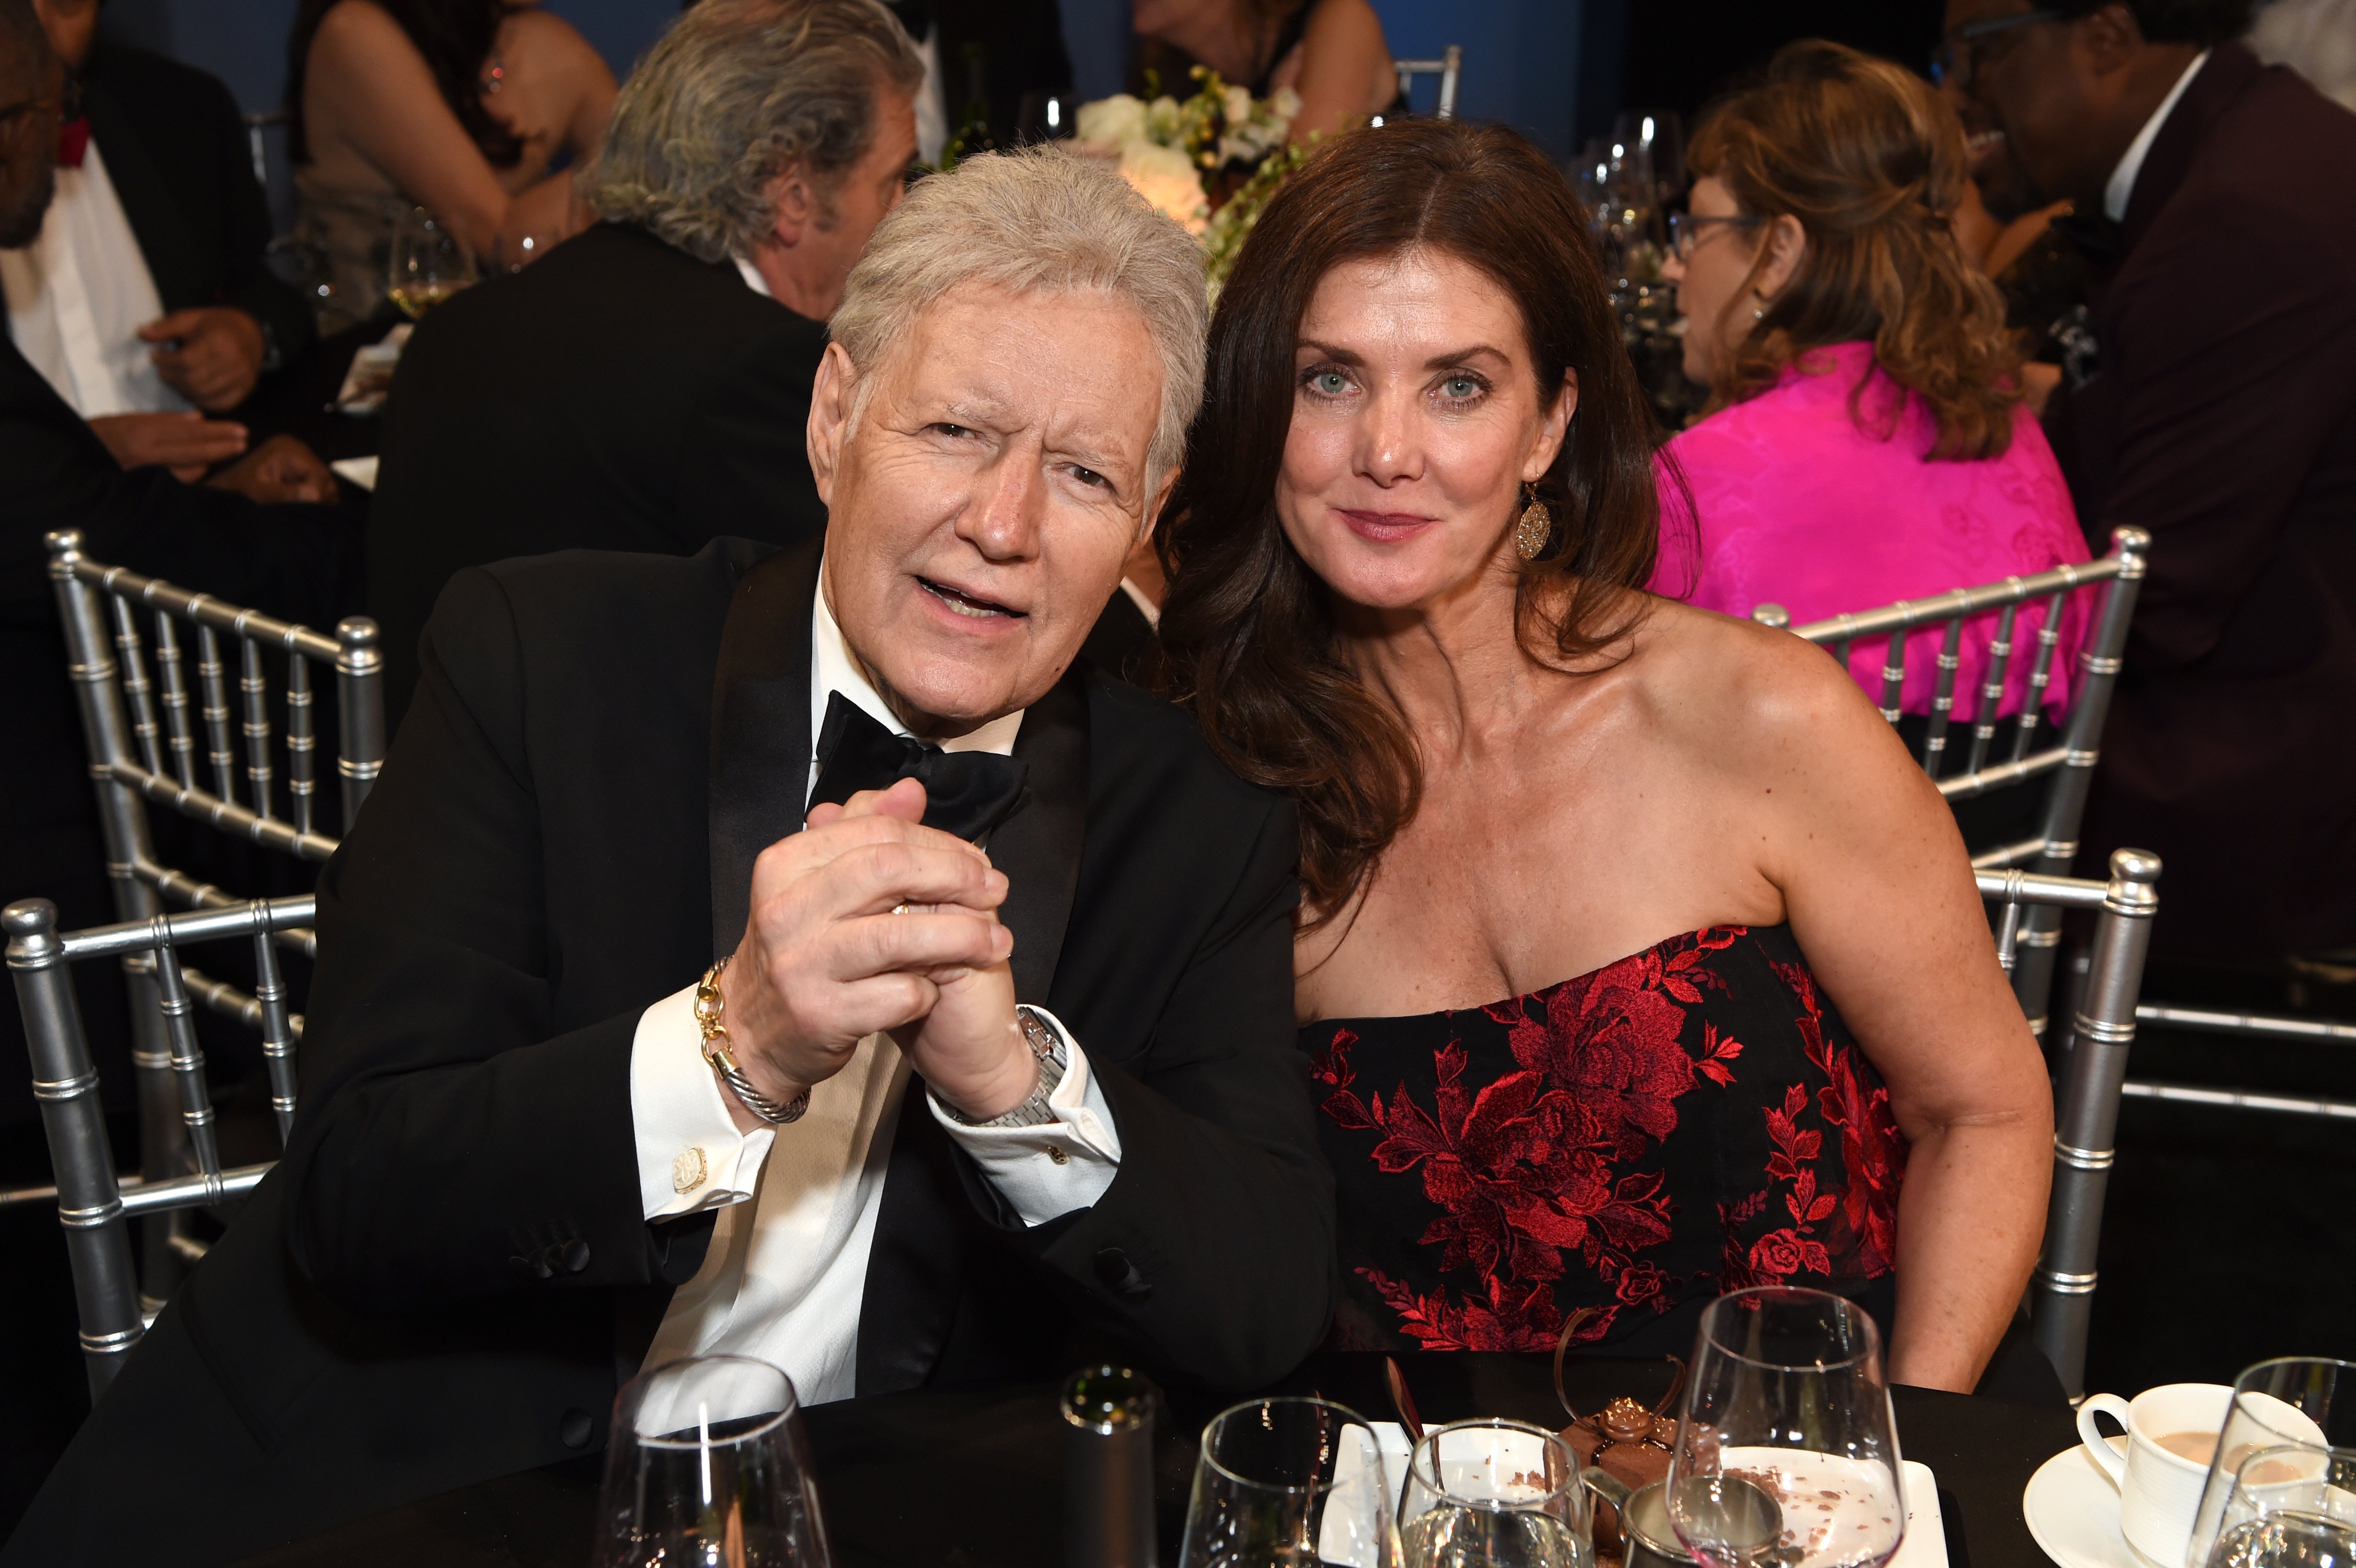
[1155,119,2054,1393]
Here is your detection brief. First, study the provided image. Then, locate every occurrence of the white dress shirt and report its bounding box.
[631,569,1122,1403]
[0,136,190,417]
[2103,50,2211,223]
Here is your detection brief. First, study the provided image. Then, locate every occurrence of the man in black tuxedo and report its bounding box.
[6,0,315,474]
[1949,0,2356,963]
[366,0,926,726]
[8,146,1331,1566]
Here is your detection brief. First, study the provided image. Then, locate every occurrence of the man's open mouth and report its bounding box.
[918,577,1025,620]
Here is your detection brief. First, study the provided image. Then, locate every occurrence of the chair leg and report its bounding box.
[7,899,145,1399]
[2030,849,2160,1399]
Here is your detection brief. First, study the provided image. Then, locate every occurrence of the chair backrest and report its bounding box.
[1393,45,1462,119]
[1979,846,2160,1400]
[1754,525,2149,1035]
[8,893,315,1397]
[42,528,381,1302]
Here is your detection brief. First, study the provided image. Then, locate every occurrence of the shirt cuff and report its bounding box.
[927,1009,1121,1227]
[629,981,775,1221]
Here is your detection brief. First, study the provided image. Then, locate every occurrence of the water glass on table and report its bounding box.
[1178,1396,1399,1568]
[2189,1360,2356,1568]
[595,1353,833,1567]
[1396,1418,1591,1568]
[1664,1285,1907,1568]
[2203,1441,2356,1568]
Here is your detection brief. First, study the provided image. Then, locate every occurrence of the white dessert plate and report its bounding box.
[2025,1437,2139,1568]
[1347,1424,1945,1568]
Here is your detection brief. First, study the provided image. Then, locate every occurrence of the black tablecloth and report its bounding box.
[230,1352,2077,1568]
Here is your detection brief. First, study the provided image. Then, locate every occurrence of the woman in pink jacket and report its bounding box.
[1653,41,2090,722]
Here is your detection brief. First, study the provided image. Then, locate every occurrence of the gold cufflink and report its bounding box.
[1047,1147,1069,1165]
[672,1146,709,1193]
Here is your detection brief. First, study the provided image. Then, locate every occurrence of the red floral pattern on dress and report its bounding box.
[1311,927,1908,1353]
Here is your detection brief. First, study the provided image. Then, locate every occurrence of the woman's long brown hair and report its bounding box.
[1155,118,1671,924]
[1691,40,2023,459]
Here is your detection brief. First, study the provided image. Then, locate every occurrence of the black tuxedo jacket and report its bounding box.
[8,43,318,377]
[2046,45,2356,960]
[366,222,832,728]
[8,540,1331,1567]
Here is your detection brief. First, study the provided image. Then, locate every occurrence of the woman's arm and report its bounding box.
[1744,633,2054,1393]
[304,0,588,265]
[1285,0,1396,143]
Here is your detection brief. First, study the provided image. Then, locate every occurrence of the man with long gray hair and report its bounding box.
[363,0,923,726]
[9,147,1333,1567]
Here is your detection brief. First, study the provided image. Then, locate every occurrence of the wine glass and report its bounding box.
[386,205,477,317]
[1665,1286,1906,1568]
[2191,1360,2356,1568]
[595,1354,833,1568]
[2204,1442,2356,1568]
[1178,1396,1399,1568]
[1397,1418,1591,1568]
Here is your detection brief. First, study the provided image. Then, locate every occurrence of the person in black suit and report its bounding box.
[7,0,315,475]
[7,147,1331,1566]
[365,0,925,726]
[1947,0,2356,964]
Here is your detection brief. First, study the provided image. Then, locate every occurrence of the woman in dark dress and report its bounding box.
[1156,119,2053,1393]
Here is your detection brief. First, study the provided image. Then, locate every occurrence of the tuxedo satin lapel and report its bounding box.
[991,664,1090,1004]
[79,81,200,311]
[2121,44,2259,257]
[708,541,822,958]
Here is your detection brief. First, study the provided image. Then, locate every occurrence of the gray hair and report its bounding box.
[830,148,1209,515]
[580,0,923,263]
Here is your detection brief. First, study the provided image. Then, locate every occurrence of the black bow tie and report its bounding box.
[808,692,1029,846]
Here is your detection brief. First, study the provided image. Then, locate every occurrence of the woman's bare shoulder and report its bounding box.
[307,0,420,72]
[1624,593,1895,765]
[498,9,616,85]
[1302,0,1393,69]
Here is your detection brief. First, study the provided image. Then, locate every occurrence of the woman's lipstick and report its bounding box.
[1336,508,1438,543]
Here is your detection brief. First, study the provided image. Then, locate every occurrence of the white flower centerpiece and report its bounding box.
[1076,68,1311,299]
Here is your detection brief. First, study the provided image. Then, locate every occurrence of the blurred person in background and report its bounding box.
[287,0,616,330]
[1654,42,2090,766]
[5,0,316,474]
[364,0,921,725]
[1948,0,2356,968]
[1132,0,1402,142]
[2248,0,2356,112]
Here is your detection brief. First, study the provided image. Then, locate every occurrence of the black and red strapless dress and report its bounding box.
[1301,925,1910,1357]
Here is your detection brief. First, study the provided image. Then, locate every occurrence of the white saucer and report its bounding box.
[2025,1439,2142,1568]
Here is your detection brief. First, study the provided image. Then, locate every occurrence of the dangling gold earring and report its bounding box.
[1515,482,1553,562]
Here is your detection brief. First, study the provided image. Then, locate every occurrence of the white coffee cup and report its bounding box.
[2077,1382,2235,1568]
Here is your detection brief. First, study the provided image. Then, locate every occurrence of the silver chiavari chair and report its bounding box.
[11,529,383,1307]
[8,893,314,1396]
[1392,45,1462,120]
[1983,848,2161,1400]
[1753,525,2150,1037]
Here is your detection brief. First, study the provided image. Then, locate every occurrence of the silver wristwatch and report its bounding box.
[943,1005,1067,1128]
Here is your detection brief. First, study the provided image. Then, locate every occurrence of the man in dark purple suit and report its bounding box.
[1947,0,2356,965]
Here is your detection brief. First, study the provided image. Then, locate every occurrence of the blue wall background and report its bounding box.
[104,0,1594,163]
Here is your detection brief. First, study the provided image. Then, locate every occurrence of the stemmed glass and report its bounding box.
[387,204,477,317]
[1178,1396,1399,1567]
[595,1354,833,1567]
[1397,1418,1591,1568]
[2191,1360,2356,1568]
[2203,1442,2356,1568]
[1665,1286,1906,1568]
